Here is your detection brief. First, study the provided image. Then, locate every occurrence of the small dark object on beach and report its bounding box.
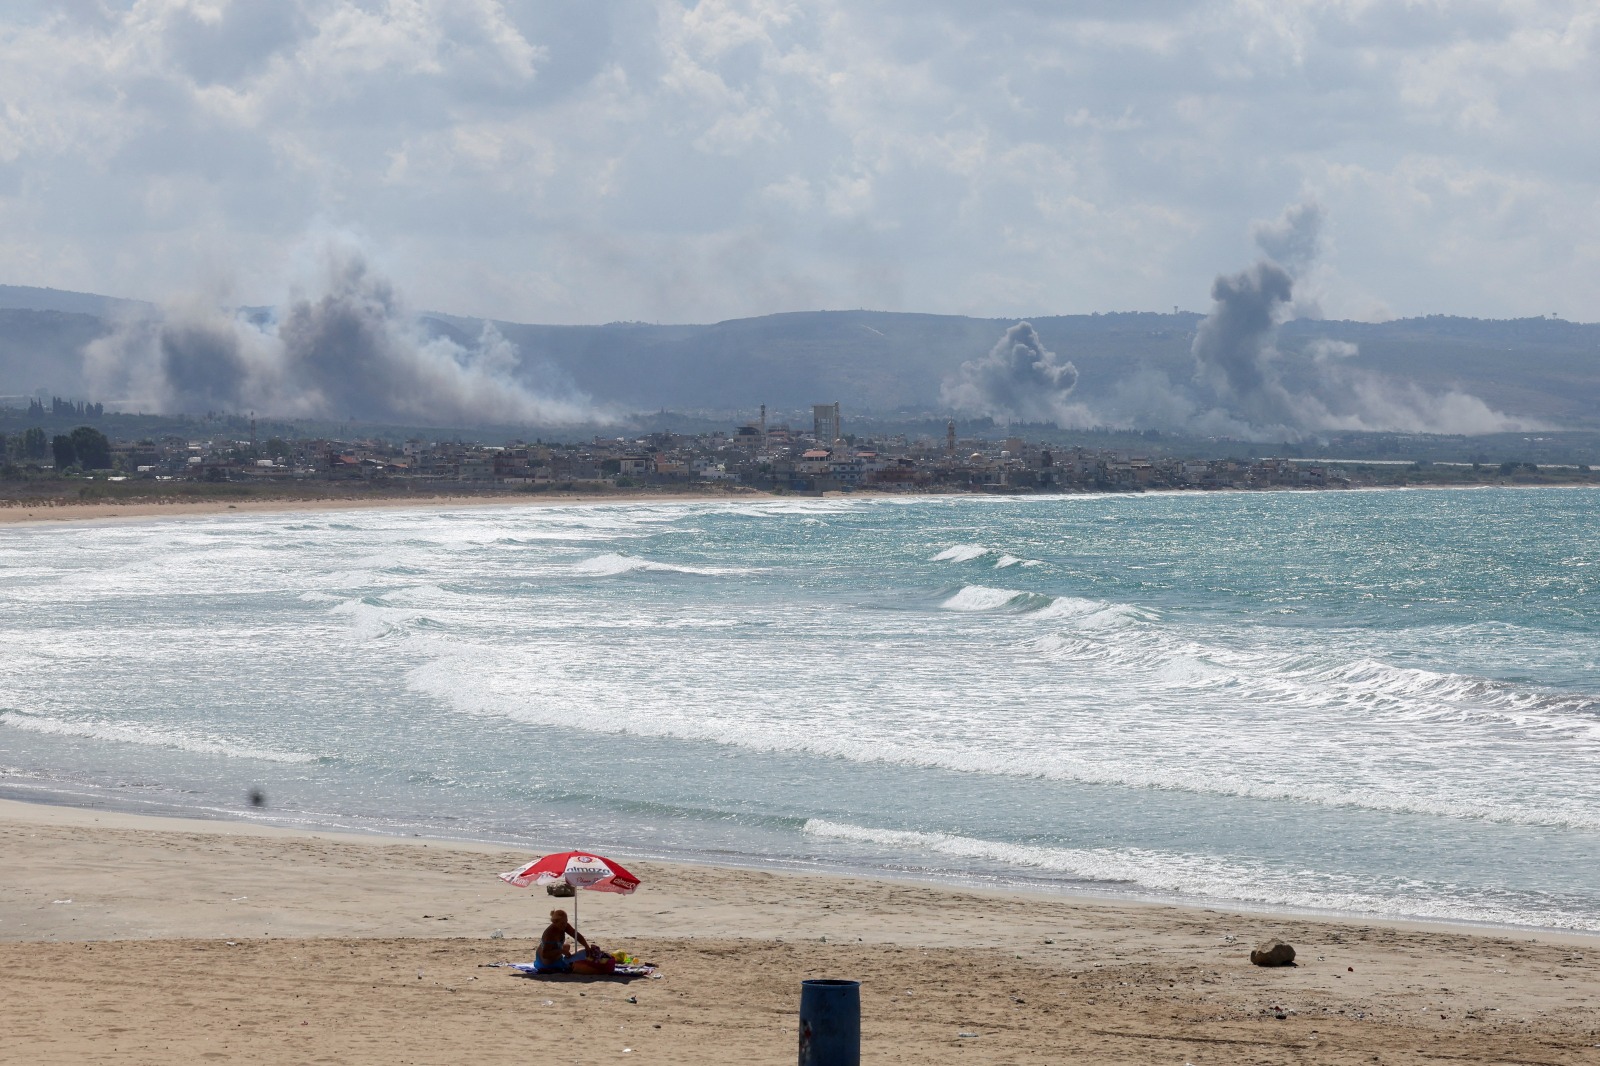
[1251,940,1297,967]
[546,882,576,897]
[248,789,266,808]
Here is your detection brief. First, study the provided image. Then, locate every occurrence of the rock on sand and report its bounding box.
[1251,940,1297,967]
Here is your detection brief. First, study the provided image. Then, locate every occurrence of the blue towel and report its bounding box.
[509,961,657,977]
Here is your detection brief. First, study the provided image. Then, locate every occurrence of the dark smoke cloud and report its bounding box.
[84,246,606,426]
[159,318,254,412]
[1190,260,1298,428]
[1164,200,1536,438]
[942,321,1088,426]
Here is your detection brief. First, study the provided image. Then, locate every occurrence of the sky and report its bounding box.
[0,0,1596,325]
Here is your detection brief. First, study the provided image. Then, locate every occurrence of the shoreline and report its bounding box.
[2,788,1595,946]
[4,797,1599,1065]
[0,487,783,526]
[0,479,1593,527]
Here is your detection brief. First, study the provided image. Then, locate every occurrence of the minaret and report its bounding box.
[759,404,768,461]
[946,419,956,457]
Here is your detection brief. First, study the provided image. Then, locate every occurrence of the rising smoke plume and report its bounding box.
[1166,200,1536,438]
[1190,259,1299,429]
[941,321,1089,426]
[1249,200,1324,282]
[84,246,606,426]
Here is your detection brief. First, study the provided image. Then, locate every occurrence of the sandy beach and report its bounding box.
[2,799,1596,1065]
[1,480,1589,529]
[0,487,784,526]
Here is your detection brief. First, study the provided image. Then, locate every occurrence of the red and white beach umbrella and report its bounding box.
[499,851,640,930]
[500,850,641,893]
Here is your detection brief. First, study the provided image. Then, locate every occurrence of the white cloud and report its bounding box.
[0,0,1595,323]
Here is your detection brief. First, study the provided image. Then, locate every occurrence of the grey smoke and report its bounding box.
[1174,200,1536,438]
[1250,200,1324,279]
[1190,260,1299,428]
[84,247,605,426]
[159,318,255,412]
[942,321,1087,426]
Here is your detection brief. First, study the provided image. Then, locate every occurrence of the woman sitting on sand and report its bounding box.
[534,909,615,974]
[535,908,588,973]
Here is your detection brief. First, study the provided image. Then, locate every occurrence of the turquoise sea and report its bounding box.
[2,488,1598,929]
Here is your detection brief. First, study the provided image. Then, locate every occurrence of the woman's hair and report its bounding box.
[550,909,567,922]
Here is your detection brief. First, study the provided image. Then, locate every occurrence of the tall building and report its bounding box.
[813,402,841,446]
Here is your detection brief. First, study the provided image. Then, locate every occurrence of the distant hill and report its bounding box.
[0,283,1596,430]
[431,309,1600,428]
[0,285,152,318]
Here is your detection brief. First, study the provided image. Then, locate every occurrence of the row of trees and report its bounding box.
[0,427,50,461]
[26,396,104,419]
[0,426,111,469]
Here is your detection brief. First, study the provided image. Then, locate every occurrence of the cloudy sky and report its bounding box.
[1,0,1595,324]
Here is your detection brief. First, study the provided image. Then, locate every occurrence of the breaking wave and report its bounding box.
[801,820,1599,930]
[0,709,318,764]
[931,544,1043,568]
[940,585,1148,626]
[931,544,991,563]
[940,584,1030,611]
[8,489,1600,930]
[570,553,759,577]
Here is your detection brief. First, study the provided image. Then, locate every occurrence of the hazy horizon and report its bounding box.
[6,278,1598,330]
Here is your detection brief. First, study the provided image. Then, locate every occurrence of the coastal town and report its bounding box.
[1,398,1588,500]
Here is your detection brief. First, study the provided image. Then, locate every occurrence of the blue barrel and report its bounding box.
[798,979,860,1066]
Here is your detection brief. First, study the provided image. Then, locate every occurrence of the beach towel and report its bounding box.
[531,955,572,974]
[510,962,658,978]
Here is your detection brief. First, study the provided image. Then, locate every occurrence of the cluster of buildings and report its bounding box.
[42,404,1351,494]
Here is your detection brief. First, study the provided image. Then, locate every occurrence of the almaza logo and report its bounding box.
[567,857,608,886]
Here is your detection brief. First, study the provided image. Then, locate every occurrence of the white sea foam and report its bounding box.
[570,553,758,577]
[941,586,1143,625]
[325,596,418,640]
[9,490,1600,931]
[932,544,1043,568]
[940,585,1027,611]
[1032,595,1154,627]
[379,584,477,608]
[801,820,1598,930]
[407,620,1600,832]
[932,544,990,563]
[1027,626,1600,744]
[0,710,317,764]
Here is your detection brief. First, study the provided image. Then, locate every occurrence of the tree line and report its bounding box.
[27,396,105,419]
[0,425,111,470]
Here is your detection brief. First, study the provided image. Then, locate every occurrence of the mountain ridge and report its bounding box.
[1,284,1596,429]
